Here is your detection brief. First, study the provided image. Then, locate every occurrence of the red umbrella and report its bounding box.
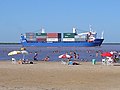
[101,52,113,57]
[59,54,71,59]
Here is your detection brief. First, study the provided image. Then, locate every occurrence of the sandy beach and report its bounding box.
[0,61,120,90]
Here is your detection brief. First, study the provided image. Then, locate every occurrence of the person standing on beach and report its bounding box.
[73,52,77,60]
[76,54,80,60]
[96,51,99,57]
[34,52,38,61]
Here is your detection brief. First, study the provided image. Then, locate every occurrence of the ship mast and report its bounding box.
[89,25,93,32]
[41,28,45,33]
[101,31,104,39]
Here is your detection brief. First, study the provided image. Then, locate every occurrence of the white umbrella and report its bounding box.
[8,50,28,60]
[8,51,21,56]
[21,50,28,54]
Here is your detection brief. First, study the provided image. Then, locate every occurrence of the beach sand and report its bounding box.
[0,61,120,90]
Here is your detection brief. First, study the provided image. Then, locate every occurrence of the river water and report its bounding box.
[0,44,120,62]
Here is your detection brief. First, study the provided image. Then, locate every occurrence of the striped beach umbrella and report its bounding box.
[8,50,28,60]
[101,52,113,57]
[8,51,21,56]
[21,50,28,55]
[59,54,71,59]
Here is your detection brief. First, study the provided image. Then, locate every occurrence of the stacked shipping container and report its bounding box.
[63,33,75,41]
[47,33,61,42]
[36,33,47,42]
[26,33,61,42]
[25,32,88,42]
[26,33,36,41]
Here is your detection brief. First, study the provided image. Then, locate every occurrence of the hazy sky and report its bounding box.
[0,0,120,43]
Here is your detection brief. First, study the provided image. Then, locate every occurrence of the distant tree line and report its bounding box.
[0,43,21,45]
[102,43,120,45]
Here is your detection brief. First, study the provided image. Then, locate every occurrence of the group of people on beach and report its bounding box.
[61,52,80,65]
[10,46,120,66]
[11,58,34,64]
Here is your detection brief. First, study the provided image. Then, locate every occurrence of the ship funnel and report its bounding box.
[72,28,77,33]
[41,28,45,33]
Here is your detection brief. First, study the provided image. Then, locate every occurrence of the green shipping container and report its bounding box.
[36,33,47,36]
[36,36,47,38]
[63,33,75,38]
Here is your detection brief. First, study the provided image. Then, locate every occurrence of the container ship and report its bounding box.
[20,27,104,47]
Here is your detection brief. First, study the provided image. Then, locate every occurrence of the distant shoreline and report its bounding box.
[0,43,21,45]
[102,43,120,45]
[0,42,120,45]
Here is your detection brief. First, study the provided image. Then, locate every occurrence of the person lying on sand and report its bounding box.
[68,60,80,65]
